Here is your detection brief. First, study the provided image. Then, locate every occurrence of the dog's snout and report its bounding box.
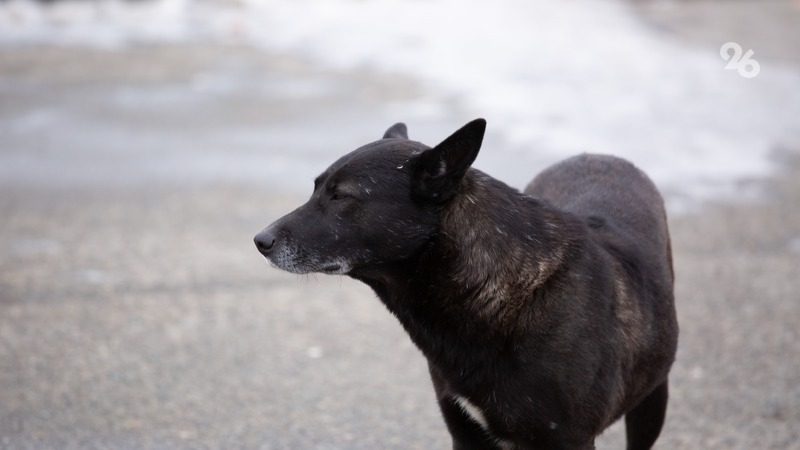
[254,229,277,256]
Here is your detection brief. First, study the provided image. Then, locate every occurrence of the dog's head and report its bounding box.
[254,119,486,275]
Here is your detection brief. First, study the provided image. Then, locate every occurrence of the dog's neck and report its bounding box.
[436,171,583,320]
[351,171,585,373]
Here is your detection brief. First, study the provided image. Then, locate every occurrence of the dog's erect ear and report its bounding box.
[383,122,408,139]
[410,118,486,202]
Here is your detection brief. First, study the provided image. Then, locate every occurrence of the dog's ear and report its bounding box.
[410,118,486,202]
[383,122,408,139]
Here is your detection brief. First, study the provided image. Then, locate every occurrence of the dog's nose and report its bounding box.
[254,229,276,256]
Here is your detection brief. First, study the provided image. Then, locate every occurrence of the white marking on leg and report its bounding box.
[454,395,489,430]
[453,395,515,449]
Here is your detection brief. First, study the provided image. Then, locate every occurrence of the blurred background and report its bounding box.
[0,0,798,448]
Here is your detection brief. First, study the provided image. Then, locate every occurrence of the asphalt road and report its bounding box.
[2,160,800,449]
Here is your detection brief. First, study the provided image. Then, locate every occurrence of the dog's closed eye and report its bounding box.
[327,182,360,201]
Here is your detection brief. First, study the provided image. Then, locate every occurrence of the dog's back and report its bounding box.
[525,154,670,271]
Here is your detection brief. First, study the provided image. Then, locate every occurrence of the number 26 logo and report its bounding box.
[720,42,760,79]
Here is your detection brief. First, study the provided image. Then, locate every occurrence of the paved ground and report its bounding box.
[2,159,800,449]
[1,1,800,449]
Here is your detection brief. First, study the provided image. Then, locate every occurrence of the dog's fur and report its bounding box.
[255,119,678,449]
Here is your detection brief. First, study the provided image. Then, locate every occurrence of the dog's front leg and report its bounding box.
[428,365,502,449]
[436,395,505,450]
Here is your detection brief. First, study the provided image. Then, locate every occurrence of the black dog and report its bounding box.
[255,119,678,449]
